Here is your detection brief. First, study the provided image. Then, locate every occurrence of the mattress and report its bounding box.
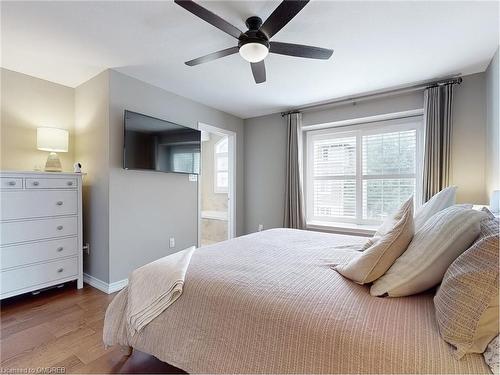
[103,228,490,374]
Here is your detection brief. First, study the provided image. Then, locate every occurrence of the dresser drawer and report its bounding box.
[1,217,78,245]
[1,237,78,270]
[1,190,77,220]
[25,177,77,189]
[1,257,78,295]
[0,177,23,190]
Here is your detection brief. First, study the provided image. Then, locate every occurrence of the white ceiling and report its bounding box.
[2,1,498,119]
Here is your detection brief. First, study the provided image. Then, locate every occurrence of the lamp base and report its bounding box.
[44,152,62,172]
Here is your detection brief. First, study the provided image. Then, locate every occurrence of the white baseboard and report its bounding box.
[108,278,128,293]
[83,273,128,294]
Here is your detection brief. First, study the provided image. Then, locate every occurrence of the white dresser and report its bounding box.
[0,171,83,299]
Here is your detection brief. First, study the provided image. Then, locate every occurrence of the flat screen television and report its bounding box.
[123,110,201,174]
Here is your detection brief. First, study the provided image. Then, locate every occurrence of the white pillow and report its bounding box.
[333,197,414,284]
[414,186,457,231]
[370,205,486,297]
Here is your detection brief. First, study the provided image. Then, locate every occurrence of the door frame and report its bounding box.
[197,122,237,247]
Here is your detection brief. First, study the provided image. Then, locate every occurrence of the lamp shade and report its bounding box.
[490,190,500,213]
[37,128,69,152]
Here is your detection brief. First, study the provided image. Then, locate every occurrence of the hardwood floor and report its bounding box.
[0,283,186,374]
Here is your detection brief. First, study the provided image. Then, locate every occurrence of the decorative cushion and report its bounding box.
[433,214,499,358]
[333,197,414,284]
[481,207,500,236]
[482,206,497,220]
[370,205,486,297]
[484,335,500,375]
[414,186,456,231]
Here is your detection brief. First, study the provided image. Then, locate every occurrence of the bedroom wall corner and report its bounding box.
[74,70,111,284]
[485,46,500,201]
[107,70,245,284]
[0,68,75,171]
[244,113,287,234]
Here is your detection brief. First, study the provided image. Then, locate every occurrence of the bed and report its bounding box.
[103,228,490,374]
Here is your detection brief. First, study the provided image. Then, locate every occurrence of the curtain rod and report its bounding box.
[281,76,462,117]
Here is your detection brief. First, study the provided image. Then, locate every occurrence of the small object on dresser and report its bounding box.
[73,162,82,173]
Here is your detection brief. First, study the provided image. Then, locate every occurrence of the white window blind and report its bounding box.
[312,136,357,218]
[362,130,416,221]
[171,146,200,173]
[306,117,422,225]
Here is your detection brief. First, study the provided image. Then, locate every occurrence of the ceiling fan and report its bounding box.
[174,0,333,84]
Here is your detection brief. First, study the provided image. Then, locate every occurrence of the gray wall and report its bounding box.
[107,70,244,283]
[244,113,287,233]
[451,73,488,203]
[74,70,111,283]
[73,69,244,284]
[486,47,499,201]
[244,73,490,234]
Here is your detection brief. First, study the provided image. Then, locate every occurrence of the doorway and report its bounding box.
[198,123,236,247]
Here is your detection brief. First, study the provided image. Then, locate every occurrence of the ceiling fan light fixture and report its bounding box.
[239,42,269,63]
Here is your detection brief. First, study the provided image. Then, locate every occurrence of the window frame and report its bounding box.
[305,116,424,226]
[214,137,229,194]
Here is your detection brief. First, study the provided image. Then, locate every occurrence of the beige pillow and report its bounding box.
[414,186,457,231]
[370,205,486,297]
[484,334,500,374]
[434,226,499,358]
[334,197,414,284]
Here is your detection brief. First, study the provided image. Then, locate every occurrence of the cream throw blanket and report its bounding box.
[126,246,196,336]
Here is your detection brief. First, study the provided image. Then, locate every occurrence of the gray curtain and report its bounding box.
[422,84,454,202]
[284,112,306,229]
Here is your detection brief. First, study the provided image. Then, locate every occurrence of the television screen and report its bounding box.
[123,110,201,174]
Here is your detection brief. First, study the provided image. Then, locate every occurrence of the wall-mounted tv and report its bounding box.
[123,110,201,174]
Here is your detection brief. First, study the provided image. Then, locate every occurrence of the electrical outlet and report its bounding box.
[169,237,175,248]
[258,224,264,232]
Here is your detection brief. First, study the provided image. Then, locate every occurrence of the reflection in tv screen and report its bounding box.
[123,110,201,174]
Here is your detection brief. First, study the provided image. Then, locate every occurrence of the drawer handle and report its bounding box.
[33,181,40,186]
[57,268,64,273]
[56,201,63,206]
[7,181,16,186]
[67,181,74,186]
[57,247,64,252]
[57,225,63,230]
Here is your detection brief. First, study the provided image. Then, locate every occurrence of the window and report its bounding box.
[306,117,422,225]
[171,145,200,174]
[214,137,228,193]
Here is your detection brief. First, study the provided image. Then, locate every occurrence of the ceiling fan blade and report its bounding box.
[269,41,333,59]
[260,0,309,39]
[174,0,242,39]
[185,46,239,66]
[251,61,266,84]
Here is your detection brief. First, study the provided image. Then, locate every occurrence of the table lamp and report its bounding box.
[37,127,69,172]
[490,190,500,215]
